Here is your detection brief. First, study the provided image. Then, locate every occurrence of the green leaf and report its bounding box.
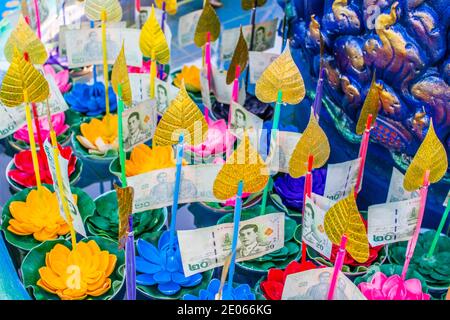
[21,236,125,300]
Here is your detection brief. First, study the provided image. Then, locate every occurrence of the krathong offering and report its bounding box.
[0,0,448,303]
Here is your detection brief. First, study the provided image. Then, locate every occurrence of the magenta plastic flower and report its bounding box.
[13,112,69,144]
[358,272,430,300]
[43,64,71,93]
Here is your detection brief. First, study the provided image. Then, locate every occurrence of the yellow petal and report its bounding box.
[87,278,111,297]
[38,267,66,291]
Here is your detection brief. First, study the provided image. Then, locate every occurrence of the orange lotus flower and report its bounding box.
[125,144,186,177]
[76,114,119,155]
[174,65,201,93]
[37,241,117,300]
[8,188,77,242]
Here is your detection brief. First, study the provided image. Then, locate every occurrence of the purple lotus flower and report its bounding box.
[183,279,255,300]
[135,231,202,296]
[273,168,327,212]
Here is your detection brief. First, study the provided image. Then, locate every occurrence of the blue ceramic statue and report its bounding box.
[278,0,449,177]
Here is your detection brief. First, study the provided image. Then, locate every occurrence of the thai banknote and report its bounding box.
[267,131,302,173]
[43,140,87,237]
[281,267,366,300]
[0,75,68,139]
[444,190,450,207]
[248,51,279,84]
[211,67,246,105]
[127,164,223,213]
[368,197,421,246]
[129,73,179,106]
[59,21,126,55]
[229,102,264,140]
[303,195,333,259]
[178,212,285,276]
[200,67,212,110]
[220,19,278,61]
[323,158,361,201]
[386,167,420,203]
[177,9,203,47]
[122,100,157,152]
[65,28,142,68]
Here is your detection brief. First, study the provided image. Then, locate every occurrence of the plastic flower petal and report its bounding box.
[7,188,75,241]
[8,145,77,188]
[183,278,255,300]
[65,83,117,116]
[76,114,119,155]
[13,112,69,144]
[125,144,186,177]
[43,64,72,93]
[186,116,235,158]
[173,65,201,92]
[37,240,116,300]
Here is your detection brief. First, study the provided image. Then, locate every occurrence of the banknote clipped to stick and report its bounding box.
[281,267,366,300]
[323,158,361,201]
[178,212,285,277]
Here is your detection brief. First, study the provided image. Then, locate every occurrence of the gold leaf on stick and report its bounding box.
[139,5,170,64]
[213,133,269,200]
[84,0,123,22]
[194,2,220,47]
[324,190,369,263]
[403,120,448,191]
[0,47,49,107]
[226,27,249,85]
[4,15,48,65]
[111,43,132,106]
[356,73,382,135]
[288,112,330,178]
[153,83,208,146]
[241,0,268,10]
[255,46,305,104]
[114,184,134,249]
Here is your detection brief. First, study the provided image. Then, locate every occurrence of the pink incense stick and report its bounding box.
[227,65,241,126]
[32,0,41,39]
[301,155,314,264]
[205,32,212,87]
[401,170,430,280]
[355,114,373,197]
[327,235,348,300]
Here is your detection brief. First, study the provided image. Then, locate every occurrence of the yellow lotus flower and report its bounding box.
[76,114,119,155]
[8,188,76,242]
[174,65,201,93]
[37,240,117,300]
[125,144,186,177]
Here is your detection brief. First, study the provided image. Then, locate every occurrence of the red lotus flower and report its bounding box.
[8,145,77,188]
[260,260,319,300]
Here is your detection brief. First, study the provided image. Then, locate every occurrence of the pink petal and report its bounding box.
[370,272,387,290]
[381,275,403,298]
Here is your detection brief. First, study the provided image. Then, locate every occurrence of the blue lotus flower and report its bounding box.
[135,231,203,296]
[183,279,255,300]
[64,82,117,116]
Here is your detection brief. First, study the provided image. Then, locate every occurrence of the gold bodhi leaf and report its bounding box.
[84,0,123,22]
[139,6,170,64]
[289,112,330,178]
[4,15,48,65]
[114,184,134,249]
[255,47,305,104]
[356,73,382,135]
[153,83,208,146]
[226,27,249,85]
[111,43,132,106]
[213,133,269,200]
[155,0,177,15]
[0,47,49,107]
[194,2,220,47]
[324,190,369,263]
[241,0,268,10]
[403,120,448,191]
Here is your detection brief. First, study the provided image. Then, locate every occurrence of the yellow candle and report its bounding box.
[101,9,110,116]
[150,48,156,99]
[24,101,42,191]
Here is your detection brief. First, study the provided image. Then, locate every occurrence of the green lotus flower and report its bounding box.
[389,230,450,289]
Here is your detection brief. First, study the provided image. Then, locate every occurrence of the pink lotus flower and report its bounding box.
[43,64,71,93]
[13,113,69,144]
[358,272,430,300]
[213,157,251,207]
[186,117,236,158]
